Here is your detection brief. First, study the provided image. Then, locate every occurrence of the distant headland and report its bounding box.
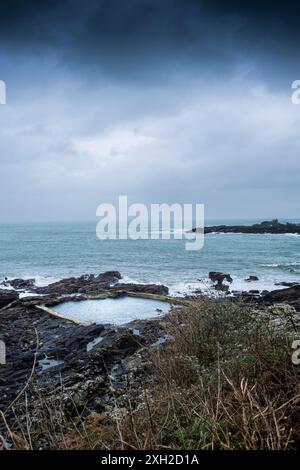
[190,219,300,235]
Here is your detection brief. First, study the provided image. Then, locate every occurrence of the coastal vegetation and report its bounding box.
[2,297,300,450]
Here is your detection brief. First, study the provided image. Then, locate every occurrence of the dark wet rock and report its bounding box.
[261,285,300,311]
[240,291,261,301]
[245,276,259,282]
[42,324,106,361]
[262,285,300,302]
[209,272,232,292]
[114,283,169,296]
[0,289,19,309]
[215,284,230,293]
[209,272,233,284]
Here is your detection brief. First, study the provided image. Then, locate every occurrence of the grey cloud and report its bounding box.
[0,1,299,221]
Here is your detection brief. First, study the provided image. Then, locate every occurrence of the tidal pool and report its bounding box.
[53,296,171,325]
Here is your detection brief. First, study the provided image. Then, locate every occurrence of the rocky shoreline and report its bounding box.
[0,270,300,447]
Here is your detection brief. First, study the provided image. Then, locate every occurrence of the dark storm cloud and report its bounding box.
[1,0,299,83]
[1,0,300,46]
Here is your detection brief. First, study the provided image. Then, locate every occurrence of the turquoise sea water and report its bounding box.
[0,219,299,296]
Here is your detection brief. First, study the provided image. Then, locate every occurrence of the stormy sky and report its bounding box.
[0,0,300,221]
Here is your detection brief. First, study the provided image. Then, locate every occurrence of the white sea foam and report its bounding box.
[169,281,212,297]
[110,271,297,298]
[1,270,298,302]
[230,276,279,293]
[118,276,148,285]
[260,261,300,269]
[0,274,61,294]
[32,275,61,287]
[0,282,14,291]
[168,275,293,297]
[260,263,280,268]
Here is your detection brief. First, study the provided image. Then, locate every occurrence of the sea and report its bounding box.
[0,219,299,297]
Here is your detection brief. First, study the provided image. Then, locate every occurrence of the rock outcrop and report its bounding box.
[261,285,300,311]
[1,271,169,298]
[209,272,233,292]
[245,276,259,282]
[191,219,300,235]
[1,278,35,290]
[0,289,19,309]
[114,283,169,296]
[35,271,122,295]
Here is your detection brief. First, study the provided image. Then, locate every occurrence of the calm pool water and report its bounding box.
[53,296,171,325]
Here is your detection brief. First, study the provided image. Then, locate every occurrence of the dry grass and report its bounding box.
[2,298,300,450]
